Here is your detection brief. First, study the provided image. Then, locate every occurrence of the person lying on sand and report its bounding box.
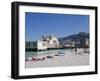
[32,57,45,61]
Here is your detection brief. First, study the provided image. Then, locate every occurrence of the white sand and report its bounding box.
[25,48,89,68]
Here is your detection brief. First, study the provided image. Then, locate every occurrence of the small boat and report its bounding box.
[25,57,32,61]
[56,51,65,56]
[58,51,65,54]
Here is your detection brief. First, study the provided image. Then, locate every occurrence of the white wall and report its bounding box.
[37,41,47,50]
[0,0,99,81]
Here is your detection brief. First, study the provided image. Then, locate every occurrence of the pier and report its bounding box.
[26,46,74,52]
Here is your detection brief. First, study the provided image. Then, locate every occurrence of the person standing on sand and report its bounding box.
[74,44,77,54]
[75,47,77,54]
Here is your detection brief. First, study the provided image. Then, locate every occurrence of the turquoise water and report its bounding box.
[25,49,71,59]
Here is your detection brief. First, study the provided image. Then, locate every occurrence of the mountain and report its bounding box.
[58,32,89,47]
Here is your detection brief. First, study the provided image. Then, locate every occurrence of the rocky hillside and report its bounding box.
[59,32,89,46]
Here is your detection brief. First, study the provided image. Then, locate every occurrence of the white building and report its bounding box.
[26,40,47,51]
[42,35,59,48]
[26,35,59,51]
[37,40,47,50]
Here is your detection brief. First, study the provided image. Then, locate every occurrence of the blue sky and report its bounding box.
[25,12,89,41]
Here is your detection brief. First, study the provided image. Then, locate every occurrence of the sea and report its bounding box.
[25,49,72,59]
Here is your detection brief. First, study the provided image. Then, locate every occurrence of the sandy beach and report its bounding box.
[25,48,89,68]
